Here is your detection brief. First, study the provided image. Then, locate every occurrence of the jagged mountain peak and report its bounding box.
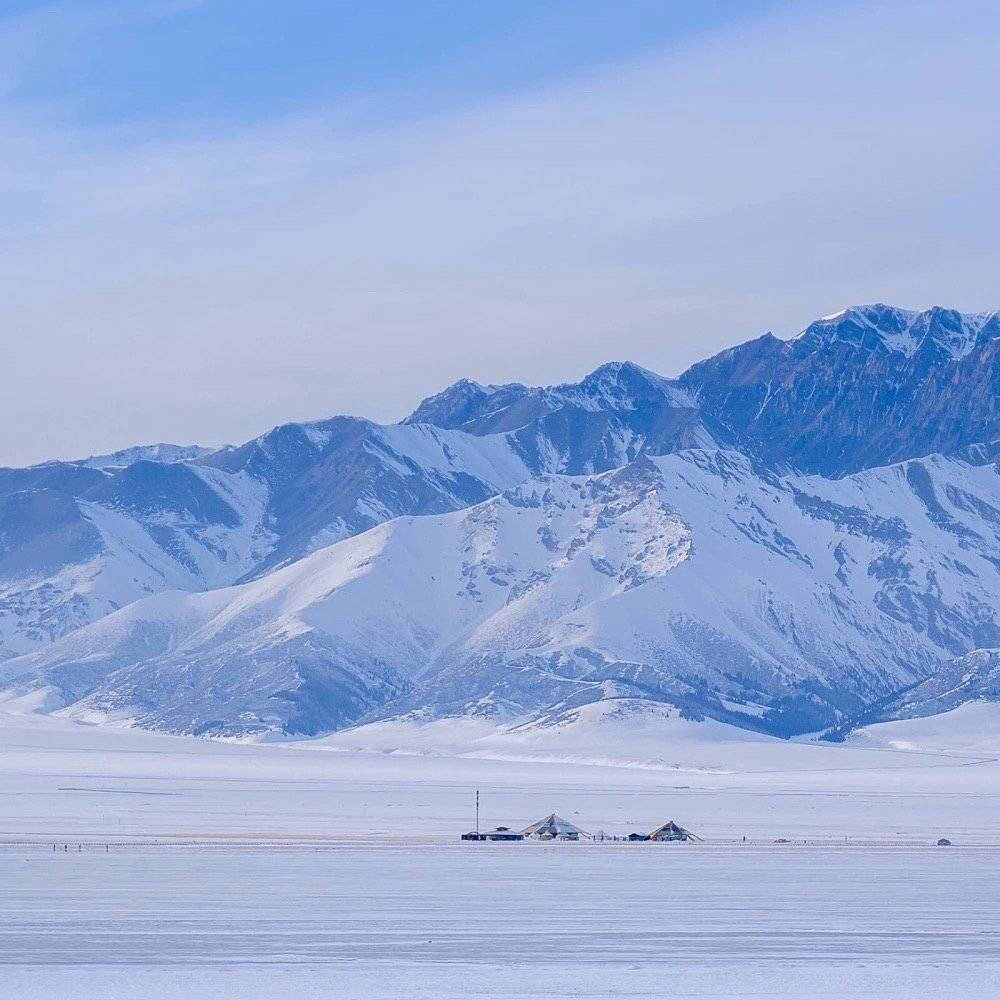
[405,360,697,438]
[204,415,373,476]
[551,361,693,411]
[405,378,537,435]
[1,300,998,738]
[796,303,999,360]
[678,302,1000,476]
[58,443,215,471]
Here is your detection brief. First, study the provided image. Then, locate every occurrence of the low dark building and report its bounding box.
[627,832,650,842]
[484,826,524,842]
[462,826,524,842]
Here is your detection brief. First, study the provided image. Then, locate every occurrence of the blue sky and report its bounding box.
[3,0,999,464]
[4,2,777,127]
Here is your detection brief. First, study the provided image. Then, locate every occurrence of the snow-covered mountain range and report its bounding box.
[2,304,998,739]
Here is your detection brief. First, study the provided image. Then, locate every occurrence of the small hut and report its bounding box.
[627,832,650,842]
[521,814,590,841]
[648,820,700,842]
[462,826,523,842]
[483,826,524,842]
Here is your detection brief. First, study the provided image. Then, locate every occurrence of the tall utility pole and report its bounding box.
[476,789,480,834]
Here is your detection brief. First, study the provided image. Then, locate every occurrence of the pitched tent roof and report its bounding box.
[648,820,700,842]
[521,813,590,838]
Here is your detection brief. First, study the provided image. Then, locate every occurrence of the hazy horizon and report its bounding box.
[16,298,992,466]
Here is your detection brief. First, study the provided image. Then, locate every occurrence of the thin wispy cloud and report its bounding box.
[4,0,999,464]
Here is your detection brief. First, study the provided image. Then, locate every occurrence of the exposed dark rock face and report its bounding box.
[2,304,999,737]
[678,305,1000,476]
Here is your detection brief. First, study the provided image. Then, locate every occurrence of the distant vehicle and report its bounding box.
[936,838,952,846]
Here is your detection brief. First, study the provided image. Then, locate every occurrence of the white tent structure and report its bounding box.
[648,820,700,842]
[521,814,590,841]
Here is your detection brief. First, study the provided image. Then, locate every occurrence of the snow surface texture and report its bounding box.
[0,708,998,999]
[1,697,997,843]
[5,847,999,1000]
[1,303,999,739]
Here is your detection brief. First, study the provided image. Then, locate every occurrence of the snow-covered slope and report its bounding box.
[7,302,996,662]
[0,459,686,734]
[2,303,998,737]
[863,648,1000,725]
[313,698,774,769]
[75,442,215,469]
[0,422,531,658]
[3,445,996,737]
[0,462,274,658]
[388,448,1000,735]
[204,417,533,575]
[1,360,712,661]
[846,700,1000,754]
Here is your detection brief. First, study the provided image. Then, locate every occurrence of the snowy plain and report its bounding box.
[1,703,998,998]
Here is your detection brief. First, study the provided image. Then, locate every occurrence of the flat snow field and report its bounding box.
[4,844,1000,1000]
[1,708,999,998]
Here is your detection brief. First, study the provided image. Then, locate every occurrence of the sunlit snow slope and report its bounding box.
[3,444,997,737]
[2,304,998,738]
